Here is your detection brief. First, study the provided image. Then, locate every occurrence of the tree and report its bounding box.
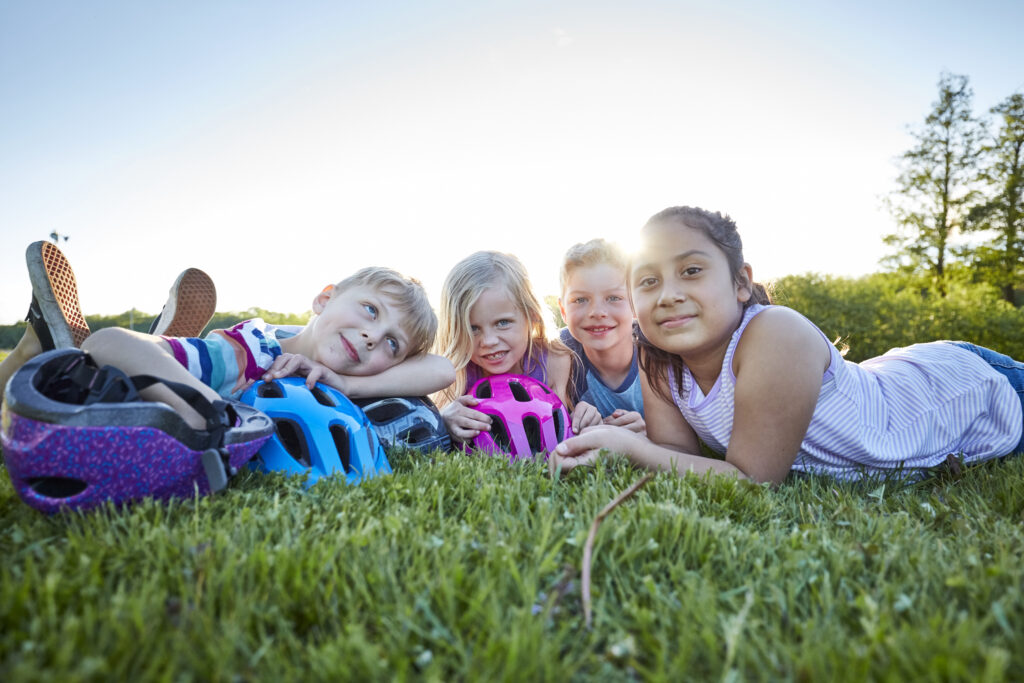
[965,93,1024,305]
[884,73,985,295]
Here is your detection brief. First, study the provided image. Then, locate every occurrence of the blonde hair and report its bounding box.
[436,251,562,404]
[559,238,629,295]
[336,266,437,358]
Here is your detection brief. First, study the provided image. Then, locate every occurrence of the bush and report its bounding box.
[772,272,1024,362]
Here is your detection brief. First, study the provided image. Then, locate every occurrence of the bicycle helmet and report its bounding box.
[239,378,391,486]
[1,349,273,514]
[463,374,572,461]
[353,396,451,454]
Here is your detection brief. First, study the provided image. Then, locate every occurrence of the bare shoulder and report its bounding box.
[546,346,573,377]
[735,306,830,372]
[545,346,573,403]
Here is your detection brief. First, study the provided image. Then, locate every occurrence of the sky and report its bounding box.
[2,0,1022,325]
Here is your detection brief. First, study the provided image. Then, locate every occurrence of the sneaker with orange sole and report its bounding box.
[25,241,90,350]
[149,268,217,338]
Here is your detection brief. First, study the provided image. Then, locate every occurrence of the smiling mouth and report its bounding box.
[481,351,508,363]
[584,325,616,334]
[659,315,695,329]
[341,335,359,362]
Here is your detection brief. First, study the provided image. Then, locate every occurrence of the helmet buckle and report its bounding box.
[201,447,236,493]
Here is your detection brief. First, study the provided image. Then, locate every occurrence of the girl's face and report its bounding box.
[468,285,531,376]
[630,225,751,363]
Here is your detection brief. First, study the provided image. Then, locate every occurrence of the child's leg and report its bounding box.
[149,268,217,338]
[946,341,1024,454]
[81,327,224,430]
[0,327,43,404]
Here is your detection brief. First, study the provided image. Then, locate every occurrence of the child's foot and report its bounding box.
[25,241,90,349]
[149,268,217,337]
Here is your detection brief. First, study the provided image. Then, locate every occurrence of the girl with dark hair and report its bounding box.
[552,206,1024,483]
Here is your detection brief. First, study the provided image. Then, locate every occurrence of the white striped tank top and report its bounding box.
[667,304,1023,480]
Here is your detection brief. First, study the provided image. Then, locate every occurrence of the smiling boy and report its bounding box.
[558,239,645,433]
[2,241,453,431]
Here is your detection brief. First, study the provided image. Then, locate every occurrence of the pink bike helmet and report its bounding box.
[464,374,572,461]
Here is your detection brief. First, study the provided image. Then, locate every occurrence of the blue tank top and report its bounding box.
[560,328,643,416]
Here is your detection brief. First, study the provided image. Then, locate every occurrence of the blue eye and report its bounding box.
[387,337,400,354]
[608,295,623,303]
[470,325,481,335]
[363,303,378,318]
[573,297,588,305]
[496,319,513,329]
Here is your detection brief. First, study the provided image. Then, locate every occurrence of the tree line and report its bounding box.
[884,73,1023,304]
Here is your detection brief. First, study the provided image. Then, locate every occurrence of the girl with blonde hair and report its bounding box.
[436,251,601,443]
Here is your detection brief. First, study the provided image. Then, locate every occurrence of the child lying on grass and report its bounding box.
[0,241,455,430]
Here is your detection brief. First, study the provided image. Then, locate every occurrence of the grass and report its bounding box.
[2,441,1024,682]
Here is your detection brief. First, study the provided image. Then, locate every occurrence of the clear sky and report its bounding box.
[2,0,1022,325]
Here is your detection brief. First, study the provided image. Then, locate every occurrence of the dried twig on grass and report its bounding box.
[581,473,654,628]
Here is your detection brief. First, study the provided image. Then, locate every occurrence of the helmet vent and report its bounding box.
[474,381,493,399]
[509,381,531,402]
[257,382,284,399]
[274,418,312,467]
[551,406,566,441]
[523,415,542,453]
[310,386,338,407]
[402,425,431,444]
[366,400,405,422]
[330,425,352,472]
[28,476,88,499]
[489,417,510,451]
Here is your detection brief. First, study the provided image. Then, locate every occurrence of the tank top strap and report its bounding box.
[722,303,770,384]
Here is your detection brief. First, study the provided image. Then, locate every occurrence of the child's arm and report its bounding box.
[441,395,492,443]
[603,409,645,434]
[262,352,456,399]
[552,371,744,476]
[546,348,602,432]
[724,307,829,483]
[553,307,828,484]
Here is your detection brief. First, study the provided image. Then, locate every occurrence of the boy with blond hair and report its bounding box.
[1,241,454,430]
[558,239,645,433]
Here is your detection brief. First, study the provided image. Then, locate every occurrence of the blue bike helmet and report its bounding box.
[353,396,451,454]
[1,349,273,514]
[239,378,391,486]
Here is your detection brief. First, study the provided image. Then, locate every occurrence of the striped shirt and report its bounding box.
[668,304,1023,480]
[163,318,284,400]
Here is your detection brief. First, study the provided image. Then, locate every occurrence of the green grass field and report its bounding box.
[2,440,1023,681]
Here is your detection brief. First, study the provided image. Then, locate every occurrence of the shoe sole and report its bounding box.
[25,241,90,348]
[151,268,217,337]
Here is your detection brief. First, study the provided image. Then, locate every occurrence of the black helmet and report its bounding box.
[353,396,451,454]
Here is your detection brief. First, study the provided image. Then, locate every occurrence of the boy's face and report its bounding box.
[559,263,634,353]
[307,284,411,376]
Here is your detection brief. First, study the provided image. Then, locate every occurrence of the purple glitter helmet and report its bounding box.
[1,349,273,514]
[463,374,572,461]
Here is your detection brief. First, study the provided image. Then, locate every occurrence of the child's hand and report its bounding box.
[570,401,602,434]
[551,424,641,471]
[441,395,492,443]
[603,409,646,434]
[262,353,349,394]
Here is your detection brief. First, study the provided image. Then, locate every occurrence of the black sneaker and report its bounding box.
[25,241,90,350]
